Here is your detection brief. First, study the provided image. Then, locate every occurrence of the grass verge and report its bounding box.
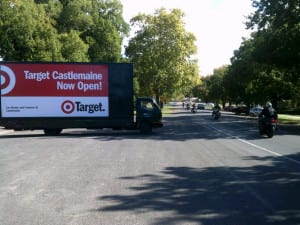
[278,114,300,125]
[162,105,172,114]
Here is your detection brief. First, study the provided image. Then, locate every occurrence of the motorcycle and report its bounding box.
[186,103,190,110]
[259,116,278,138]
[212,109,221,120]
[191,104,197,113]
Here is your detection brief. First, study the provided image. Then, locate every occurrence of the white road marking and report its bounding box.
[210,125,300,165]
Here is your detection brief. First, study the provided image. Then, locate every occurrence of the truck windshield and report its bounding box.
[152,100,160,110]
[140,99,160,111]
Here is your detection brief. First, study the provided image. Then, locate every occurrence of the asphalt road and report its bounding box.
[0,107,300,225]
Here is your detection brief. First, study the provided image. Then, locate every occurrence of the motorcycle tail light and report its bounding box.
[271,118,277,123]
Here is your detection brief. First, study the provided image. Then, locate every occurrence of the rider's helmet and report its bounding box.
[266,102,272,108]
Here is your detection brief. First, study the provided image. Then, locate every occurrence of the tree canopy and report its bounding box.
[197,0,300,111]
[125,8,200,102]
[0,0,129,62]
[1,0,299,107]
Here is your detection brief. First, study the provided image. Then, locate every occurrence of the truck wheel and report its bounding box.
[140,122,152,134]
[43,128,62,136]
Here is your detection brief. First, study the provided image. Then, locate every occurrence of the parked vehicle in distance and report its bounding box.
[249,106,263,117]
[191,103,197,113]
[197,103,206,110]
[223,105,235,112]
[232,106,249,115]
[169,101,182,106]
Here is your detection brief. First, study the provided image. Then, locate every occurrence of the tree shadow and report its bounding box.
[94,153,300,225]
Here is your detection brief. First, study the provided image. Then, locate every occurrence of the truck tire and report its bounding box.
[140,121,152,134]
[43,128,62,136]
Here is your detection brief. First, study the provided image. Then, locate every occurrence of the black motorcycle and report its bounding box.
[259,116,278,138]
[186,103,190,110]
[212,109,221,120]
[191,104,197,113]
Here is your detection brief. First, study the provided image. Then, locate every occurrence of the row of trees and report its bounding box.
[0,0,200,103]
[1,0,298,109]
[0,0,129,62]
[195,0,300,111]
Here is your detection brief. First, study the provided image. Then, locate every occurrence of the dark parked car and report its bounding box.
[232,106,249,115]
[223,105,235,112]
[197,103,206,110]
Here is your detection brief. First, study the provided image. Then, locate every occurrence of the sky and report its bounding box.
[120,0,254,76]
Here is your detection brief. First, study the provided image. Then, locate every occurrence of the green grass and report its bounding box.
[161,105,173,114]
[278,114,300,125]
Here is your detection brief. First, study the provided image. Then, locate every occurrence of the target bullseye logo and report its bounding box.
[61,100,75,114]
[0,65,16,95]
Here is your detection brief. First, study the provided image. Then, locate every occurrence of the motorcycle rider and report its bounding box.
[191,102,196,113]
[212,103,221,118]
[259,102,277,132]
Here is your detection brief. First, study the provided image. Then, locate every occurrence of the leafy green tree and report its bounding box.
[59,30,89,61]
[82,0,129,62]
[224,34,294,108]
[246,0,300,106]
[191,82,208,103]
[57,0,93,33]
[209,66,228,107]
[223,38,255,106]
[56,0,128,62]
[197,66,228,107]
[125,8,199,102]
[0,0,62,61]
[0,0,128,62]
[247,0,300,69]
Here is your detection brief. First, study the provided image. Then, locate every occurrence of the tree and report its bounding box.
[223,37,257,106]
[56,0,93,33]
[59,30,89,62]
[82,0,129,62]
[125,8,199,102]
[0,0,62,61]
[0,0,129,62]
[246,0,300,106]
[183,0,300,107]
[209,66,228,107]
[197,66,228,107]
[56,0,128,62]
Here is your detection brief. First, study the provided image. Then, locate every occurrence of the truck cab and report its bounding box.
[136,98,163,133]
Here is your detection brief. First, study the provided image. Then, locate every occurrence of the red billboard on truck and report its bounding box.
[0,62,162,135]
[1,63,109,117]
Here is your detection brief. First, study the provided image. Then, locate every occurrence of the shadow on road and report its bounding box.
[94,152,300,225]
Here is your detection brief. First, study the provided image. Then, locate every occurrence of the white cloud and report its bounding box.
[121,0,254,76]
